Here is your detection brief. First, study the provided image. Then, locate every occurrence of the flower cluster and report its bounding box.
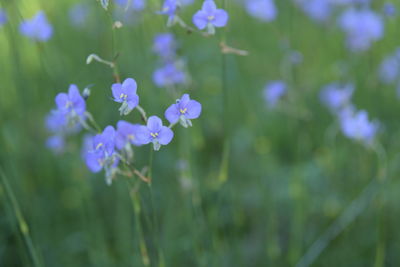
[157,0,228,34]
[320,83,379,145]
[46,76,202,184]
[152,33,188,89]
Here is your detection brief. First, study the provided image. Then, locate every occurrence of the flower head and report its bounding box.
[263,81,287,107]
[112,78,139,115]
[153,63,186,88]
[137,116,174,151]
[383,3,396,17]
[295,0,332,22]
[320,83,354,112]
[245,0,277,22]
[85,126,119,184]
[20,11,53,42]
[115,120,142,150]
[55,84,86,117]
[158,0,180,26]
[165,94,202,127]
[378,48,400,84]
[339,109,379,145]
[153,33,177,60]
[338,8,384,52]
[193,0,229,34]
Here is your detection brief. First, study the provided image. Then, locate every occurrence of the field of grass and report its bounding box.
[1,0,400,266]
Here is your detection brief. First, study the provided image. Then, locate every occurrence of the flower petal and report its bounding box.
[122,78,137,95]
[85,152,103,173]
[112,83,123,102]
[147,116,163,132]
[165,104,180,124]
[185,100,202,119]
[213,9,228,27]
[193,10,208,30]
[55,93,69,112]
[202,0,217,14]
[127,94,139,109]
[136,125,152,144]
[158,126,174,145]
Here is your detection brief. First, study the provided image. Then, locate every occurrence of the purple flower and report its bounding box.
[383,3,396,17]
[153,33,176,60]
[85,126,119,184]
[112,78,139,115]
[153,63,186,88]
[137,116,174,151]
[69,3,89,27]
[378,49,400,84]
[192,0,229,34]
[158,0,179,26]
[339,109,379,145]
[115,0,146,11]
[0,8,7,26]
[245,0,277,22]
[320,83,354,112]
[55,84,86,117]
[338,8,384,52]
[115,120,142,149]
[295,0,332,22]
[263,81,287,107]
[20,11,53,42]
[46,135,65,154]
[165,94,202,127]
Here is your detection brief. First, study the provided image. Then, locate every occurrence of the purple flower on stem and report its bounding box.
[20,11,53,42]
[112,78,139,115]
[153,63,186,88]
[85,126,119,185]
[245,0,277,22]
[137,116,174,151]
[165,94,202,127]
[263,81,287,108]
[56,84,86,117]
[320,83,354,112]
[193,0,229,34]
[0,8,7,26]
[339,109,379,145]
[115,120,142,150]
[158,0,180,26]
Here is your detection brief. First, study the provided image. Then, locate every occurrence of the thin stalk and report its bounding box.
[0,169,43,267]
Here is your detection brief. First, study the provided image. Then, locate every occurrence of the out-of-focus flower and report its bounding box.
[115,120,142,149]
[46,110,67,133]
[193,0,229,34]
[379,54,400,84]
[55,84,86,118]
[69,3,89,27]
[115,0,146,11]
[46,135,65,154]
[85,126,119,184]
[158,0,180,26]
[320,83,354,112]
[20,11,53,41]
[0,8,7,26]
[296,0,332,22]
[339,109,379,145]
[153,63,186,88]
[263,81,287,108]
[153,33,177,60]
[111,78,139,115]
[244,0,277,22]
[137,116,174,151]
[338,8,384,52]
[383,3,396,17]
[165,94,202,127]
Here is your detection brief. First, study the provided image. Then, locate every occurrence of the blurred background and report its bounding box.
[1,0,400,266]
